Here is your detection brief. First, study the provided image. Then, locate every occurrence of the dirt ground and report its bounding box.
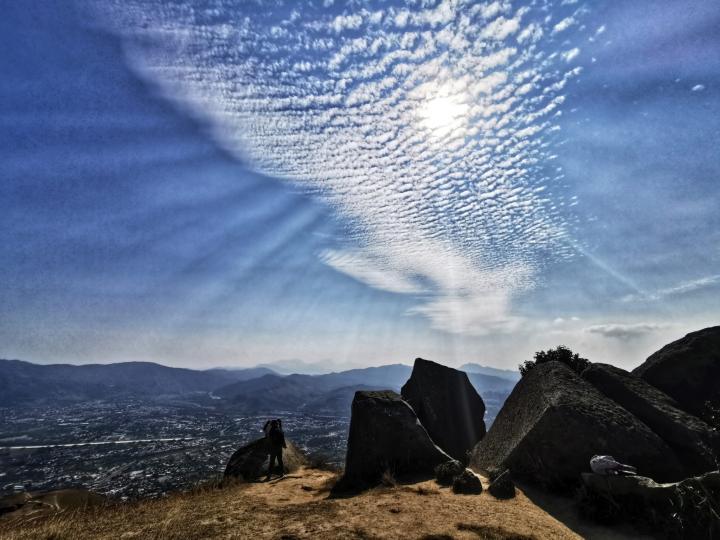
[0,468,651,539]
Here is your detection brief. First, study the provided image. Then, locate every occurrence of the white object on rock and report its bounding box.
[590,454,637,476]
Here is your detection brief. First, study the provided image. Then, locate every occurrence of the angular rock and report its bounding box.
[224,437,307,481]
[341,390,451,488]
[401,358,486,462]
[488,470,515,499]
[470,361,685,490]
[633,326,720,418]
[452,469,483,494]
[583,363,720,476]
[580,471,720,539]
[581,472,677,502]
[435,459,465,486]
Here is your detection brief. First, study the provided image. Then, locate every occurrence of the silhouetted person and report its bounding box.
[265,419,286,480]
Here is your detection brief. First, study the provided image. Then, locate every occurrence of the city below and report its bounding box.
[0,399,350,500]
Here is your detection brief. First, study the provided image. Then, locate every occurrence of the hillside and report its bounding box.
[460,364,521,382]
[0,360,273,405]
[213,366,515,414]
[0,467,645,540]
[0,359,516,420]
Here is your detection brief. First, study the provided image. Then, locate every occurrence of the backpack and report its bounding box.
[269,426,285,448]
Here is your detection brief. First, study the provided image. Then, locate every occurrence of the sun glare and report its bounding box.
[418,92,469,137]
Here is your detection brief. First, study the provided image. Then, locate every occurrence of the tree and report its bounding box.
[518,345,590,377]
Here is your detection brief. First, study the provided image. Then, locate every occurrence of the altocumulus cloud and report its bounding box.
[91,0,588,336]
[585,323,666,341]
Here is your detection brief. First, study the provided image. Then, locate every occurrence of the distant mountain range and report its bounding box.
[254,359,364,375]
[459,363,521,382]
[0,359,516,417]
[0,359,272,406]
[254,359,521,381]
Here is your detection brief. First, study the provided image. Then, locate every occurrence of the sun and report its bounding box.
[418,91,470,137]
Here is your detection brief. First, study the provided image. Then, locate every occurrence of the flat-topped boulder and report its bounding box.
[580,471,720,539]
[470,362,685,490]
[224,437,307,481]
[633,326,720,418]
[583,363,720,476]
[401,358,486,462]
[340,390,451,489]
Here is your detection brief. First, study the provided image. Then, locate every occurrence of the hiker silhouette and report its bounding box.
[264,419,287,480]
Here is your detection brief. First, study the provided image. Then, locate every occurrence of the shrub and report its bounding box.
[381,469,397,487]
[519,345,589,377]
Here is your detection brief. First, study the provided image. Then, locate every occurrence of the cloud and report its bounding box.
[320,249,424,295]
[562,47,581,62]
[552,17,576,34]
[692,84,706,92]
[480,15,521,41]
[585,323,665,340]
[331,14,363,33]
[653,274,720,298]
[95,0,589,335]
[623,274,720,302]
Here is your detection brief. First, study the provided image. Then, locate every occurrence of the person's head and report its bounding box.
[270,419,278,429]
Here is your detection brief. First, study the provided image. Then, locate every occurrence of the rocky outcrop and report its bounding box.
[401,358,486,462]
[470,362,685,490]
[583,363,720,476]
[340,390,451,489]
[633,326,720,418]
[580,471,720,539]
[224,437,307,481]
[452,469,483,494]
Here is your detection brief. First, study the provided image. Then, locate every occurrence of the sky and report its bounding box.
[1,0,719,372]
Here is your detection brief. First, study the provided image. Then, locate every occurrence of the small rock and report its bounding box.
[452,469,483,495]
[435,460,464,486]
[224,437,307,481]
[488,470,515,499]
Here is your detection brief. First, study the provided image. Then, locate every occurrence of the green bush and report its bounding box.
[518,345,589,377]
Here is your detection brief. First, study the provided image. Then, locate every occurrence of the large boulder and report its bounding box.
[340,390,451,488]
[470,362,685,490]
[580,471,720,539]
[633,326,720,418]
[401,358,486,462]
[224,437,307,481]
[583,363,720,476]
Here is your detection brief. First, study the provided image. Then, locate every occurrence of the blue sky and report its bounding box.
[1,0,718,371]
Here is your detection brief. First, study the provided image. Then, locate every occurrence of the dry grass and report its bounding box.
[0,468,584,540]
